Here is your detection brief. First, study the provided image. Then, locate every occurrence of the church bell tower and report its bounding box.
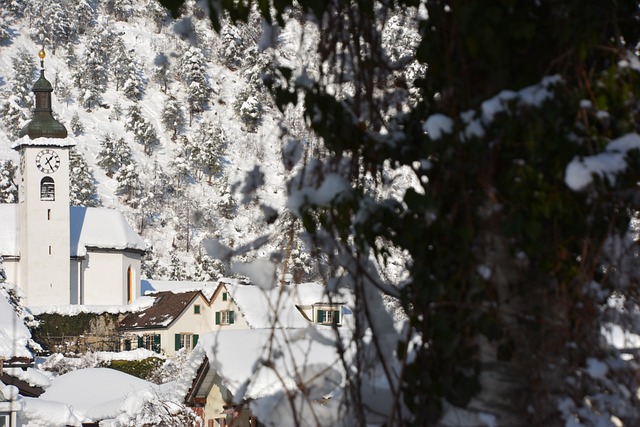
[13,49,74,306]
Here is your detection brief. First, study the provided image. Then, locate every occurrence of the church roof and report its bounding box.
[0,205,146,257]
[70,207,147,256]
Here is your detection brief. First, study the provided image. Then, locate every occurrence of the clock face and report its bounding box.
[36,149,61,174]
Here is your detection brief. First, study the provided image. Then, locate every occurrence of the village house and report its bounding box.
[0,50,146,307]
[120,279,354,356]
[182,328,347,427]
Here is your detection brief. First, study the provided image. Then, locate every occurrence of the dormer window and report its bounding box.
[316,306,342,326]
[40,177,55,201]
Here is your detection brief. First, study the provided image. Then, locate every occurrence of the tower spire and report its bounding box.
[19,48,68,139]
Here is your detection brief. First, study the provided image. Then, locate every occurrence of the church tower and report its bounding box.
[13,49,74,306]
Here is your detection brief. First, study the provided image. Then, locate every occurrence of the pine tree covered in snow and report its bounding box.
[69,149,100,207]
[152,52,171,93]
[125,103,159,155]
[191,120,225,182]
[116,163,143,208]
[9,47,36,109]
[73,0,98,35]
[70,111,84,136]
[112,37,145,100]
[161,92,184,140]
[75,22,114,108]
[179,45,210,124]
[0,160,18,203]
[29,1,71,54]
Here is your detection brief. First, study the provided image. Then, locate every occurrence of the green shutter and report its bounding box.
[194,305,200,314]
[229,311,234,324]
[215,311,220,325]
[334,310,340,324]
[317,310,324,323]
[222,292,227,301]
[124,339,131,351]
[193,334,199,347]
[154,335,161,353]
[137,336,143,348]
[175,334,181,351]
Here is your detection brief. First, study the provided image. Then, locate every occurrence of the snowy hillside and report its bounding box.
[0,0,312,282]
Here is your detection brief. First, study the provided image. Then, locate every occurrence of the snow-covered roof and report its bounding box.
[223,282,354,329]
[28,295,156,316]
[183,328,346,401]
[0,204,19,256]
[142,279,220,301]
[0,284,35,362]
[0,205,146,257]
[119,290,203,330]
[35,367,164,423]
[70,206,147,256]
[10,135,76,149]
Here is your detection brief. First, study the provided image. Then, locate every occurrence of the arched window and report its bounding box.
[127,266,134,303]
[40,177,55,201]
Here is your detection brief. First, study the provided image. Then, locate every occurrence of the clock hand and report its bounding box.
[45,156,54,168]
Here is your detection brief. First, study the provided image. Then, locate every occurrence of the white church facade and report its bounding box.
[0,50,146,307]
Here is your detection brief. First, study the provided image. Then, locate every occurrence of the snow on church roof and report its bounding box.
[10,135,76,149]
[70,206,146,256]
[0,205,146,257]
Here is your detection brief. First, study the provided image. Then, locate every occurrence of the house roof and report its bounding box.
[119,290,202,330]
[180,328,346,402]
[0,205,146,257]
[221,282,354,329]
[141,279,220,300]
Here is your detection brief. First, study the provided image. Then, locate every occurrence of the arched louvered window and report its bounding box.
[40,177,55,201]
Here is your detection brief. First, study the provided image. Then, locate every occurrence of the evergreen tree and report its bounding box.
[70,111,84,136]
[116,163,142,207]
[0,96,27,140]
[97,134,132,178]
[148,0,168,33]
[69,149,100,207]
[73,0,97,35]
[178,46,210,124]
[192,120,225,182]
[0,8,13,44]
[29,1,71,53]
[112,37,145,100]
[168,253,186,280]
[106,0,134,22]
[0,160,18,203]
[153,52,171,94]
[161,93,185,140]
[75,22,114,108]
[10,47,37,109]
[109,100,124,121]
[125,104,159,155]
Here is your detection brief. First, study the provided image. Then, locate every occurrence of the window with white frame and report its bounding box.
[316,307,341,325]
[215,310,234,325]
[175,333,199,351]
[0,412,10,427]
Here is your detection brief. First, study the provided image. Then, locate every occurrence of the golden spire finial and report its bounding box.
[38,48,45,70]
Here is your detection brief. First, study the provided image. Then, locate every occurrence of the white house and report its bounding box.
[0,50,146,307]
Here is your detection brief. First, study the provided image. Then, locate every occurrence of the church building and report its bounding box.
[0,50,146,307]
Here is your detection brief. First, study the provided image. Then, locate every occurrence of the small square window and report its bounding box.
[194,305,201,314]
